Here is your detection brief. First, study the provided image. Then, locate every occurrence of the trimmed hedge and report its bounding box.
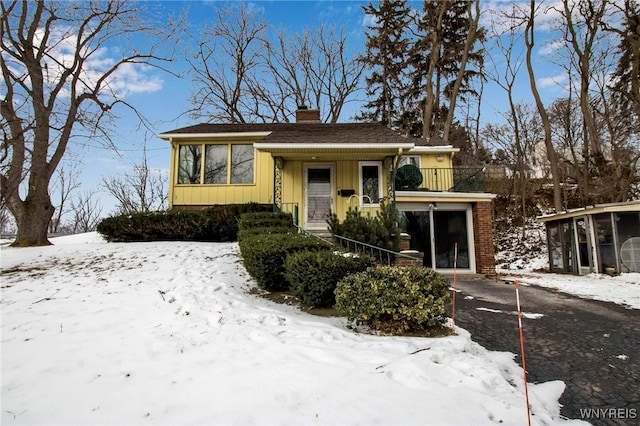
[238,211,294,231]
[335,266,450,334]
[239,233,330,291]
[237,226,295,242]
[284,250,373,308]
[96,203,272,242]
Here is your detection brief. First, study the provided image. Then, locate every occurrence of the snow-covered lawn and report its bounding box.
[1,233,589,425]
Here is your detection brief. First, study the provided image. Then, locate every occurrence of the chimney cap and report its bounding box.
[297,104,308,110]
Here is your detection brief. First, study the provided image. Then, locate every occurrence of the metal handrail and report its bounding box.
[332,233,421,266]
[395,167,486,192]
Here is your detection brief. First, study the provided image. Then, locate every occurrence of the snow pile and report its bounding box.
[1,233,585,425]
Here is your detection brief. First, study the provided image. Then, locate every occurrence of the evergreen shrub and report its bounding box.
[238,211,294,231]
[237,226,295,242]
[96,203,271,242]
[335,266,450,334]
[284,250,373,308]
[328,201,401,253]
[239,233,329,291]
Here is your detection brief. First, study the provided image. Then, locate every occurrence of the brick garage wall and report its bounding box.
[472,201,496,275]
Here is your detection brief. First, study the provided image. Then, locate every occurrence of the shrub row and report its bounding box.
[96,203,272,242]
[239,232,330,291]
[237,211,296,242]
[237,212,451,335]
[237,213,372,306]
[285,250,373,307]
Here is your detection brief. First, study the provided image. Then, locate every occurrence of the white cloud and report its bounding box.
[21,25,165,100]
[538,38,565,56]
[537,72,567,89]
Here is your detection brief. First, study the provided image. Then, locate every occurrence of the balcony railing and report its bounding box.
[395,167,486,193]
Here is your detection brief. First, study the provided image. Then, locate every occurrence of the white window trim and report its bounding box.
[398,155,421,168]
[396,202,476,274]
[358,161,383,207]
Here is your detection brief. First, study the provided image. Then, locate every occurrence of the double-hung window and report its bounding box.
[359,161,382,206]
[177,143,254,185]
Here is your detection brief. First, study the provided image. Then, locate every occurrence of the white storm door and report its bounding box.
[304,165,334,230]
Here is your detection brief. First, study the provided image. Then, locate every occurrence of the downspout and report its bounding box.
[168,138,175,210]
[391,148,403,206]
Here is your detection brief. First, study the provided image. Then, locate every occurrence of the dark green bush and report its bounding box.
[237,226,295,242]
[239,233,330,291]
[335,266,450,334]
[284,250,373,308]
[96,203,272,242]
[238,211,294,231]
[328,200,401,252]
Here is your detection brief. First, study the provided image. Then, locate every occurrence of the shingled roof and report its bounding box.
[158,122,415,145]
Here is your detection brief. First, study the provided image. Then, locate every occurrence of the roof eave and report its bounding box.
[158,131,272,141]
[253,142,414,151]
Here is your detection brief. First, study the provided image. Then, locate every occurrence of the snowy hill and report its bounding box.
[1,233,594,425]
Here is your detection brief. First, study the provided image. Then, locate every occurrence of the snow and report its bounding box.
[498,271,640,310]
[496,219,640,310]
[0,233,589,425]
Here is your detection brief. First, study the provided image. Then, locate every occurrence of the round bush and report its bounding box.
[335,266,450,334]
[284,250,373,308]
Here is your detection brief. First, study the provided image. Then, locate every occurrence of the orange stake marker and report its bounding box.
[515,280,532,426]
[451,242,458,334]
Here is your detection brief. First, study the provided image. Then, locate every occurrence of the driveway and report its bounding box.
[451,277,640,426]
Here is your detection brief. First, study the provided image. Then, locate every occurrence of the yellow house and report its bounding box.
[159,108,496,274]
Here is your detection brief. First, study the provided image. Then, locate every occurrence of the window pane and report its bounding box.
[398,156,420,168]
[595,213,616,270]
[231,145,254,184]
[434,210,469,268]
[362,165,380,204]
[178,145,201,184]
[205,145,228,184]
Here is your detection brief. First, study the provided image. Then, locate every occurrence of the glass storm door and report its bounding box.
[305,166,333,229]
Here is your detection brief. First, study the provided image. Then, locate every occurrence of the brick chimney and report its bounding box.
[296,105,321,123]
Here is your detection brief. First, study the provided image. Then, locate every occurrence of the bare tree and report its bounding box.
[71,190,103,233]
[188,2,267,124]
[102,147,168,215]
[557,0,611,175]
[49,164,81,233]
[187,3,364,124]
[0,198,13,235]
[0,1,184,246]
[442,0,483,142]
[524,0,563,212]
[483,103,543,238]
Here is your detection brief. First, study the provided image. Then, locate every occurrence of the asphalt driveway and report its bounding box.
[451,277,639,426]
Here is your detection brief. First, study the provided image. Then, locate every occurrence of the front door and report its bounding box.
[305,165,333,230]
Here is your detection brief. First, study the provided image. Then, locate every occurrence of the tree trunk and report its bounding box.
[10,195,54,247]
[422,3,447,138]
[443,0,480,142]
[525,0,563,212]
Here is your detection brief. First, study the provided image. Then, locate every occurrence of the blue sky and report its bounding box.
[57,0,580,219]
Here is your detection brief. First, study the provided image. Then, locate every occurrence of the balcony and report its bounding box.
[395,166,486,193]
